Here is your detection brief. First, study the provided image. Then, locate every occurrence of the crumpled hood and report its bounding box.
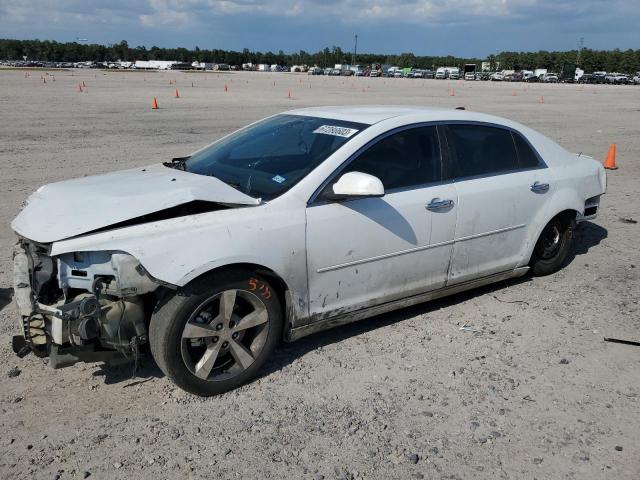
[12,163,260,243]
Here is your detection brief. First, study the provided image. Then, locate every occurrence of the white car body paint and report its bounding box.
[12,163,259,243]
[448,168,550,284]
[13,106,606,333]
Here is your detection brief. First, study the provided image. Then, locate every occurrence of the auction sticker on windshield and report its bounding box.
[313,125,359,138]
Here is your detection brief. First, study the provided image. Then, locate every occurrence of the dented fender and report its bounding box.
[50,202,309,323]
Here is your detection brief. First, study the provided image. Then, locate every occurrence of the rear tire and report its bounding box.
[530,214,576,276]
[150,270,282,396]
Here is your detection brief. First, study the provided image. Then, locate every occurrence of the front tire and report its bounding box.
[530,214,576,276]
[150,270,282,396]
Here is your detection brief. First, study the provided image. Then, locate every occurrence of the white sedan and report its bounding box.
[11,106,606,396]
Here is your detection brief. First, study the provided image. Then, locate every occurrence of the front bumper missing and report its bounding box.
[12,243,135,368]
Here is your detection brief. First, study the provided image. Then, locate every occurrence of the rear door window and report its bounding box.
[446,124,519,179]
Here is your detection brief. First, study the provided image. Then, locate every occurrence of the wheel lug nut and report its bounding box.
[222,341,229,348]
[212,336,219,343]
[232,332,238,339]
[215,323,223,331]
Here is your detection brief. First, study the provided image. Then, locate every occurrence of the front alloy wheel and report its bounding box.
[181,289,269,381]
[150,271,282,396]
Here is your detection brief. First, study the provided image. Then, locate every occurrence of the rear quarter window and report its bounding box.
[513,132,543,168]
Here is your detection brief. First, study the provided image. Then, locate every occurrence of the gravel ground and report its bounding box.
[0,69,638,480]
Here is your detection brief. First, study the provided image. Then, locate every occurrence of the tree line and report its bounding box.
[1,39,639,73]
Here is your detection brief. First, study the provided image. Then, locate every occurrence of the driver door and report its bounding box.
[305,125,458,320]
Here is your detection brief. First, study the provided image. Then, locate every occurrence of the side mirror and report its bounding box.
[329,171,385,199]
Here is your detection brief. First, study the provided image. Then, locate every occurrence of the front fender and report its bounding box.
[50,205,309,321]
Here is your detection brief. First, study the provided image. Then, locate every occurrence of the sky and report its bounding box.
[0,0,638,57]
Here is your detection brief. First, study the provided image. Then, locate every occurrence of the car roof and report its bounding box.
[284,105,518,128]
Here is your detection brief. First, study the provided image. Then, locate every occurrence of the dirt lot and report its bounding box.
[0,69,638,480]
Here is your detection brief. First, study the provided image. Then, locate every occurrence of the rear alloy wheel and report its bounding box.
[150,271,282,396]
[530,214,575,276]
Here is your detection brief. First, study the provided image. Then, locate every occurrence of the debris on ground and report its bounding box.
[459,323,482,334]
[604,337,640,347]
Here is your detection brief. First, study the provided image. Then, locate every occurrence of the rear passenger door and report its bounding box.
[442,123,550,284]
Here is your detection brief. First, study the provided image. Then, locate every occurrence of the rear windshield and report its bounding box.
[184,114,367,200]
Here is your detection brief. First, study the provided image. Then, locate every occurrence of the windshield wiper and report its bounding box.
[163,156,189,171]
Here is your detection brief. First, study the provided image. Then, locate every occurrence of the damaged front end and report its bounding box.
[12,240,166,369]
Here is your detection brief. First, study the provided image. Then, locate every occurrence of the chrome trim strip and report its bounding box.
[316,224,526,273]
[455,223,526,243]
[316,238,455,273]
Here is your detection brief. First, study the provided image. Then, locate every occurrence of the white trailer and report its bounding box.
[534,68,548,79]
[134,60,178,70]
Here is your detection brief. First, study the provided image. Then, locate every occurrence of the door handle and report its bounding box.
[531,181,550,193]
[426,198,454,211]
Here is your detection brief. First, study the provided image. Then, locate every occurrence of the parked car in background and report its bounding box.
[543,73,559,83]
[592,72,607,84]
[464,64,477,80]
[448,68,460,80]
[435,67,448,79]
[605,73,628,84]
[504,72,524,82]
[11,106,606,396]
[490,72,504,81]
[578,74,593,84]
[522,70,535,81]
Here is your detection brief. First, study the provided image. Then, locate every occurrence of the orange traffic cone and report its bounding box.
[174,88,180,98]
[603,144,618,170]
[288,90,292,99]
[449,88,455,97]
[224,84,228,92]
[539,95,544,104]
[151,97,159,109]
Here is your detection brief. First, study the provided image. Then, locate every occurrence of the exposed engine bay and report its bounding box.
[12,240,167,369]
